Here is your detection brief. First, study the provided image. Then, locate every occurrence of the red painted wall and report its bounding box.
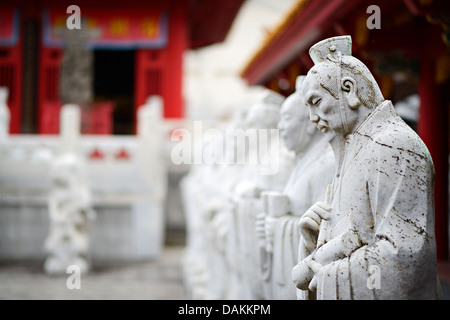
[38,47,63,134]
[0,8,22,134]
[39,5,188,134]
[135,5,187,121]
[2,2,187,134]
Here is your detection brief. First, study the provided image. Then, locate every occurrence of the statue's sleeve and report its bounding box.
[272,215,300,299]
[317,133,437,299]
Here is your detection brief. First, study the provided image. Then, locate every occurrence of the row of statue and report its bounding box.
[181,36,441,299]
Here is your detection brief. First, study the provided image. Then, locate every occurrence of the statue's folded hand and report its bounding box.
[292,255,323,290]
[298,202,330,252]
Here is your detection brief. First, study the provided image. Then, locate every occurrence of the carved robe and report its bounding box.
[315,100,439,299]
[234,138,294,299]
[271,137,334,299]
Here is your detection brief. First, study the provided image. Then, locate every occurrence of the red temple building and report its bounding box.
[241,0,450,261]
[0,0,244,135]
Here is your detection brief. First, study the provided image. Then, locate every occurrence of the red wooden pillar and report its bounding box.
[37,46,63,134]
[135,48,167,128]
[418,57,449,261]
[134,6,187,128]
[0,9,22,134]
[0,44,22,134]
[164,5,187,119]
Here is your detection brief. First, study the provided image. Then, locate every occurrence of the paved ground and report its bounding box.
[0,245,187,300]
[1,243,450,300]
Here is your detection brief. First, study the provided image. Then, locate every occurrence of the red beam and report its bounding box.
[242,0,364,85]
[189,0,245,49]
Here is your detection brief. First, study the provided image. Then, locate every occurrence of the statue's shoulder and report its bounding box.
[362,102,418,147]
[369,118,433,167]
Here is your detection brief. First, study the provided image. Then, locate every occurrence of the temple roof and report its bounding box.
[188,0,246,49]
[0,0,246,49]
[240,0,450,86]
[240,0,361,85]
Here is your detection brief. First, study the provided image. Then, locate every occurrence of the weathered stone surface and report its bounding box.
[292,35,440,300]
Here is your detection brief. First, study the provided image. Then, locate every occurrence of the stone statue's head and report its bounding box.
[278,76,318,154]
[302,36,384,138]
[50,153,85,189]
[246,90,284,130]
[231,109,248,130]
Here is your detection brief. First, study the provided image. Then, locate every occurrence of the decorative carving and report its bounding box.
[44,153,95,274]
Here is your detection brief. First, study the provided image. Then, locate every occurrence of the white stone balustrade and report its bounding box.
[0,95,167,262]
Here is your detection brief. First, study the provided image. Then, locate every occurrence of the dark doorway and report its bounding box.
[94,50,134,135]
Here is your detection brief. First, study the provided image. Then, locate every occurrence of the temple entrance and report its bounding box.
[94,50,135,135]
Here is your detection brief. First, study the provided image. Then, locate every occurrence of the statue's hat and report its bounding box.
[295,76,306,91]
[261,89,285,107]
[309,35,352,64]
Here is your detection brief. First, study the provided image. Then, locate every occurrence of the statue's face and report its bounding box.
[301,74,341,140]
[246,103,279,130]
[278,93,313,154]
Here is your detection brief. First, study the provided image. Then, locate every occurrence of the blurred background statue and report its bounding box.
[229,90,294,299]
[256,76,334,299]
[44,153,95,274]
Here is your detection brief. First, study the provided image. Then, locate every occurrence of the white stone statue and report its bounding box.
[292,36,440,299]
[182,110,248,299]
[234,91,295,299]
[235,90,293,195]
[44,153,95,274]
[255,77,335,299]
[0,87,10,144]
[227,90,295,300]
